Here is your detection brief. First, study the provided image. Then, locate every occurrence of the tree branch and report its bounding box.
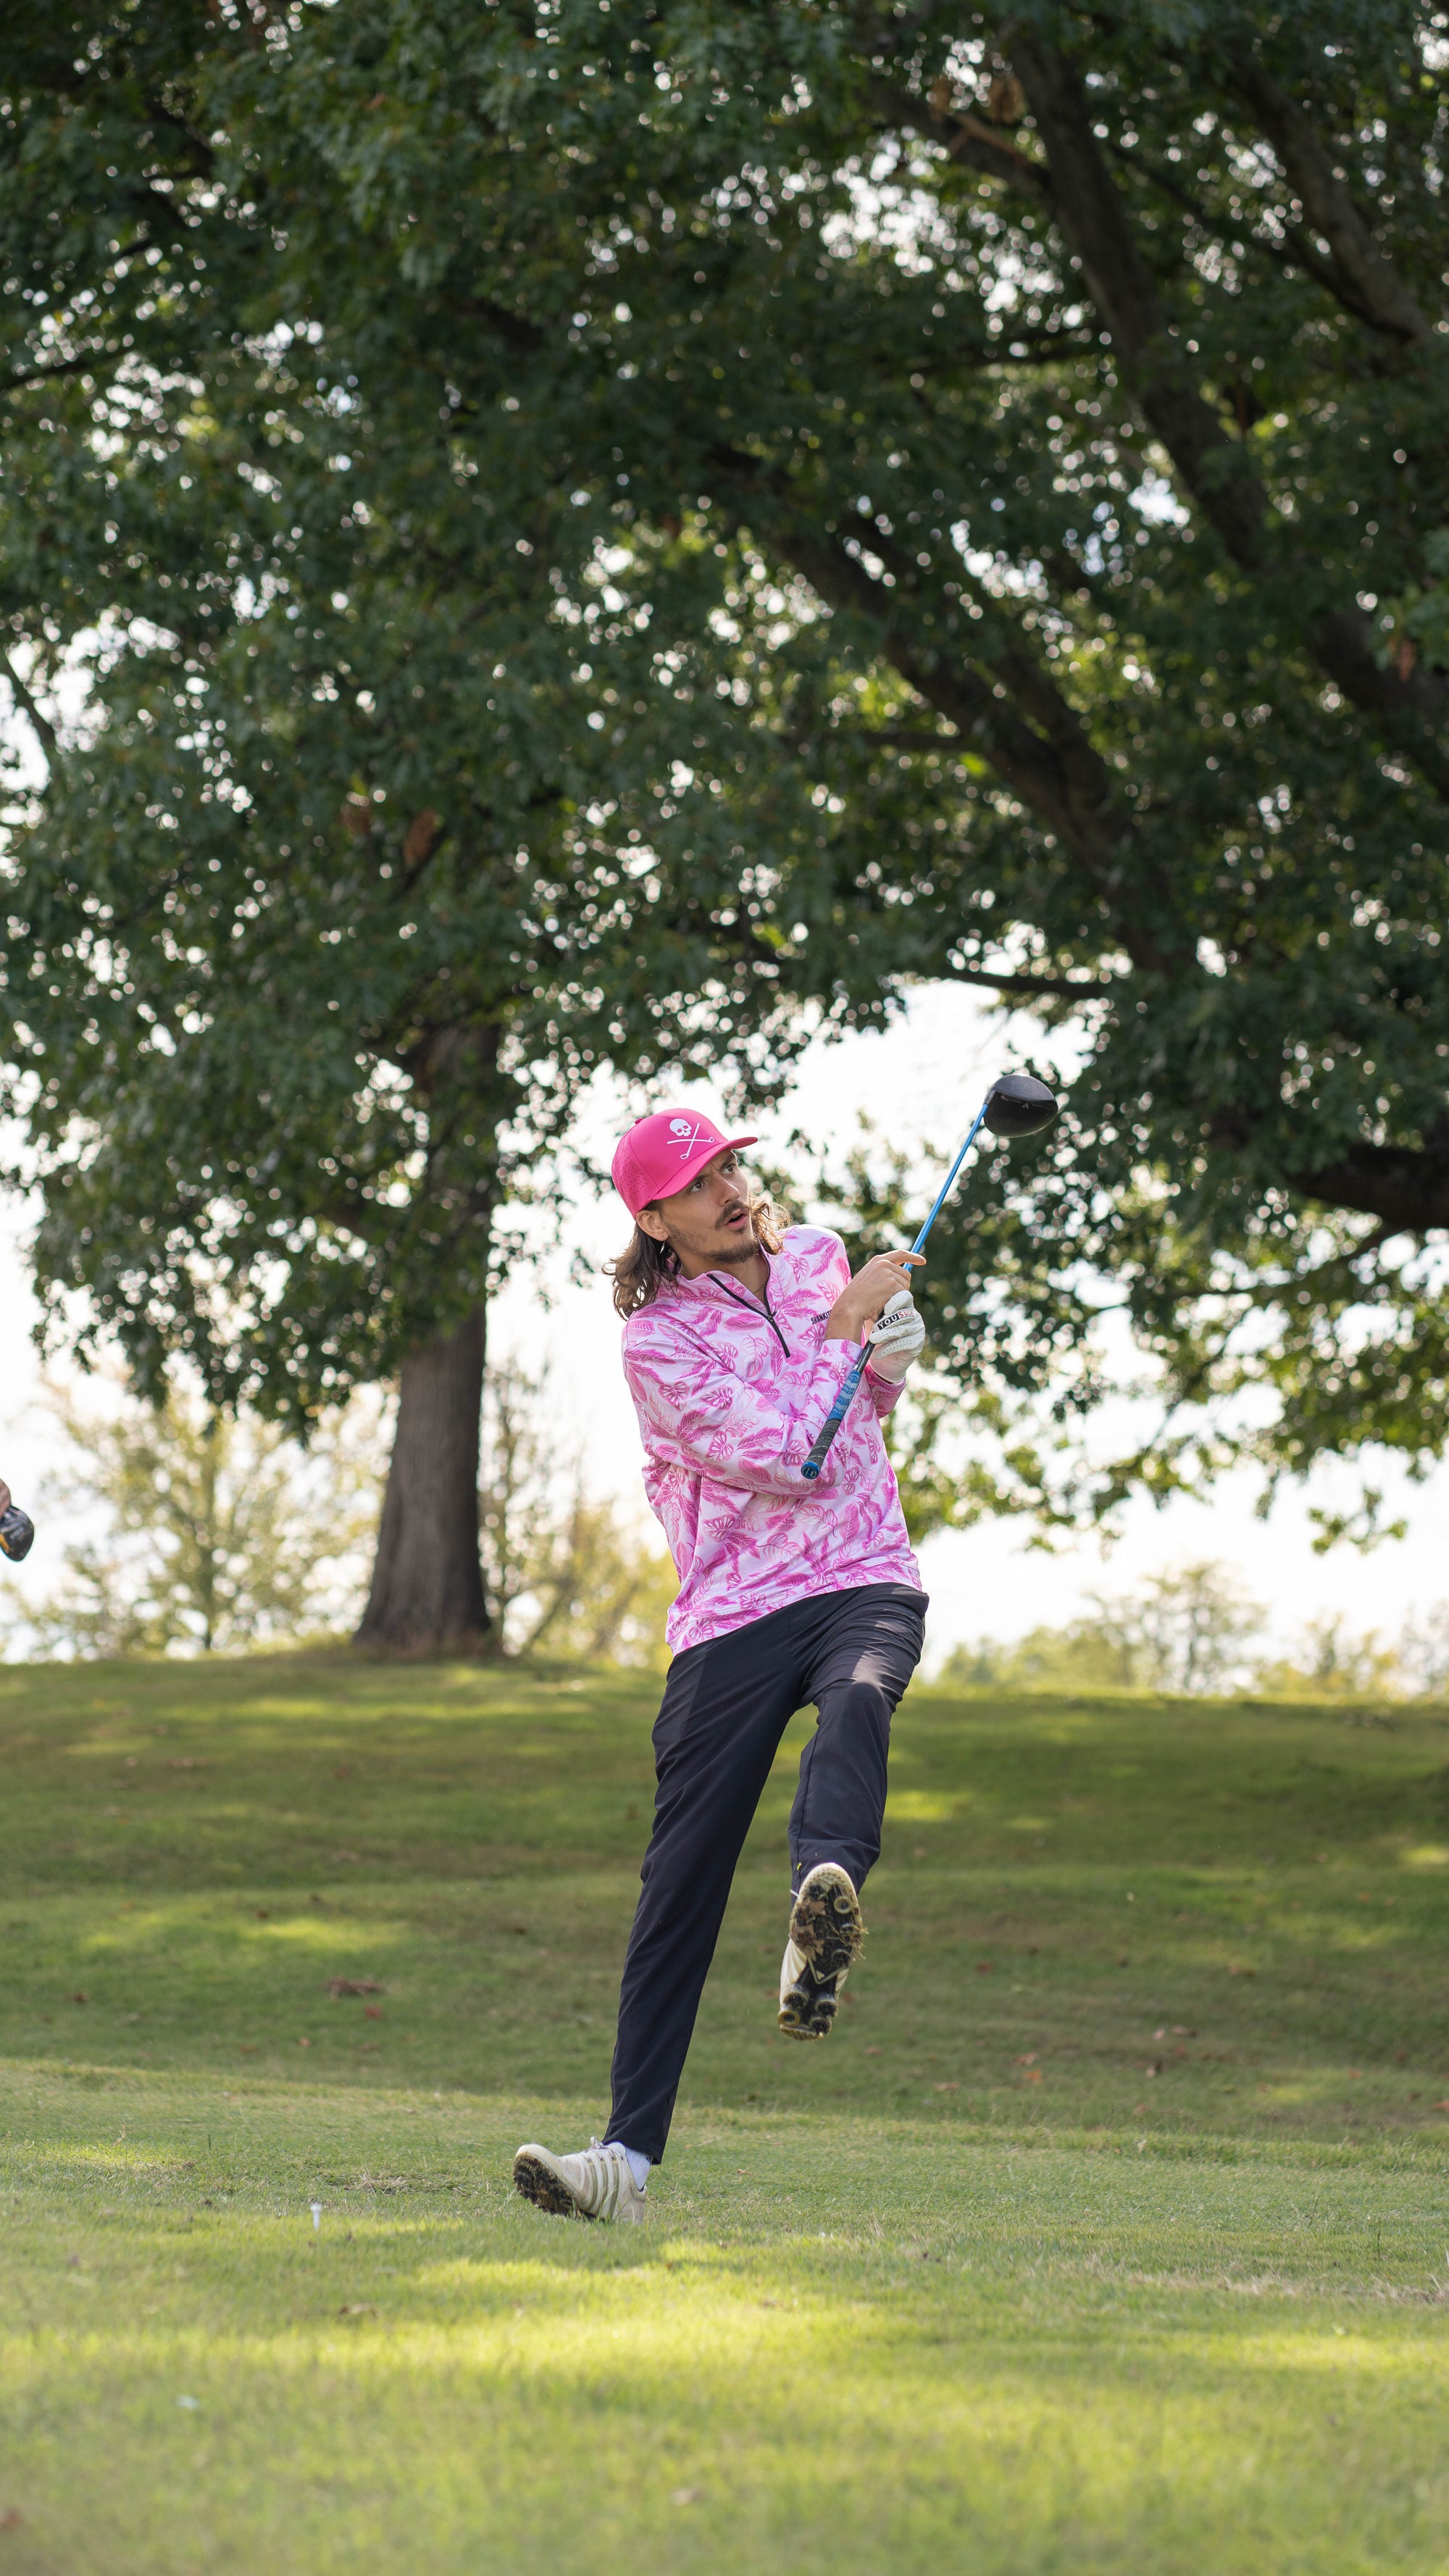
[781,529,1116,847]
[869,523,1145,866]
[1,646,59,764]
[1227,60,1436,347]
[866,77,1052,198]
[1290,1143,1449,1234]
[782,722,964,754]
[450,292,546,355]
[4,354,108,396]
[1006,31,1449,799]
[1102,133,1381,327]
[141,93,217,180]
[851,727,964,751]
[1006,31,1269,563]
[906,328,1101,374]
[704,428,1185,964]
[951,963,1116,999]
[739,501,1182,970]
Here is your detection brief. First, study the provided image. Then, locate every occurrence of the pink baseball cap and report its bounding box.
[611,1107,759,1217]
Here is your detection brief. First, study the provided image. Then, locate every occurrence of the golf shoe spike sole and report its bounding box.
[778,1863,864,2041]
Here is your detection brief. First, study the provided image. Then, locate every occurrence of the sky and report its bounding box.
[2,975,1445,1664]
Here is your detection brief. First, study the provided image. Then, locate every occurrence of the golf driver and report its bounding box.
[799,1071,1058,1481]
[0,1502,35,1562]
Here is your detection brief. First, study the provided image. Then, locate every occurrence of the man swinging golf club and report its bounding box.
[514,1105,929,2223]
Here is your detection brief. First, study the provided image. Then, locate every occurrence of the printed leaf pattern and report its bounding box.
[623,1228,921,1651]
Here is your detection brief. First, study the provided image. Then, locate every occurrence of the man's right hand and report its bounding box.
[824,1249,924,1344]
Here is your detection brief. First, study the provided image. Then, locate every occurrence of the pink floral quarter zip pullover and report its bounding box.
[622,1225,924,1654]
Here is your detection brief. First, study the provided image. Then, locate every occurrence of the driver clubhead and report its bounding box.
[982,1072,1058,1138]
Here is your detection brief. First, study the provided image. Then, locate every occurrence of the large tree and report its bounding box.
[243,0,1444,1534]
[0,4,942,1644]
[4,0,1448,1602]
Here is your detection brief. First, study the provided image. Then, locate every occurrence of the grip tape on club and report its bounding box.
[800,1353,869,1481]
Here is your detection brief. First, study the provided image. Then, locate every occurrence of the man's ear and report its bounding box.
[636,1206,670,1246]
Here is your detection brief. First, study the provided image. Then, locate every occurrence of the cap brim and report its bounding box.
[655,1133,759,1203]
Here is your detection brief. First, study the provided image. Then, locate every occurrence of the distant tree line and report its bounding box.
[940,1559,1449,1699]
[4,1368,673,1667]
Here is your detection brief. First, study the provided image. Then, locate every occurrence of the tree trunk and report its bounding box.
[355,1310,490,1653]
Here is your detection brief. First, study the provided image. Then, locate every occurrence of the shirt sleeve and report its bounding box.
[863,1361,905,1421]
[624,1317,866,1497]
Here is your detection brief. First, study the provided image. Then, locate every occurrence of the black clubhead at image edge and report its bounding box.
[982,1072,1058,1138]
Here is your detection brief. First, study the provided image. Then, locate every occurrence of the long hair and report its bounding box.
[606,1190,785,1320]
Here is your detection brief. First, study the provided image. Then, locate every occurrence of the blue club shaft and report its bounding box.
[799,1096,991,1481]
[798,1346,873,1481]
[907,1100,990,1259]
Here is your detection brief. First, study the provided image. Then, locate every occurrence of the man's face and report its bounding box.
[640,1149,758,1269]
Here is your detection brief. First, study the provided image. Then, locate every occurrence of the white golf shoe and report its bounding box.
[513,2138,648,2223]
[777,1862,865,2041]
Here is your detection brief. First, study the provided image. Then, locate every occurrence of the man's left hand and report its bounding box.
[867,1291,926,1384]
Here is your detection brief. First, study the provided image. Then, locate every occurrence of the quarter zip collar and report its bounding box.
[665,1248,790,1352]
[716,1272,789,1356]
[668,1249,774,1312]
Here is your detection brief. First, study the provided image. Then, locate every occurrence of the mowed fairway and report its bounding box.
[1,1656,1447,2574]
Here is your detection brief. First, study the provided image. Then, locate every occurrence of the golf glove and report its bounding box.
[867,1290,926,1384]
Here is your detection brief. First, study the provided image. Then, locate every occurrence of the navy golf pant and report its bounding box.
[605,1581,927,2164]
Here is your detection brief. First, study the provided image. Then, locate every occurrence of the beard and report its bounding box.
[705,1230,761,1268]
[666,1207,761,1270]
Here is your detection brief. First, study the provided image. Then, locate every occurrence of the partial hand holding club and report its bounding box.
[867,1291,927,1385]
[799,1069,1058,1480]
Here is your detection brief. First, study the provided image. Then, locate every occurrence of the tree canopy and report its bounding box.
[0,3,914,1417]
[3,0,1448,1590]
[0,1,951,1634]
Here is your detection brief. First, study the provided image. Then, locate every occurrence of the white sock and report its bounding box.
[608,2142,651,2192]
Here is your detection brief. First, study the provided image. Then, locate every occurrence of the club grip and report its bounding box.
[800,1352,869,1481]
[800,1411,846,1481]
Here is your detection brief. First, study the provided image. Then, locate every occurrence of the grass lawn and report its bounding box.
[0,1651,1447,2572]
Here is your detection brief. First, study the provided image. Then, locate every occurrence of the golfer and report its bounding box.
[514,1106,928,2222]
